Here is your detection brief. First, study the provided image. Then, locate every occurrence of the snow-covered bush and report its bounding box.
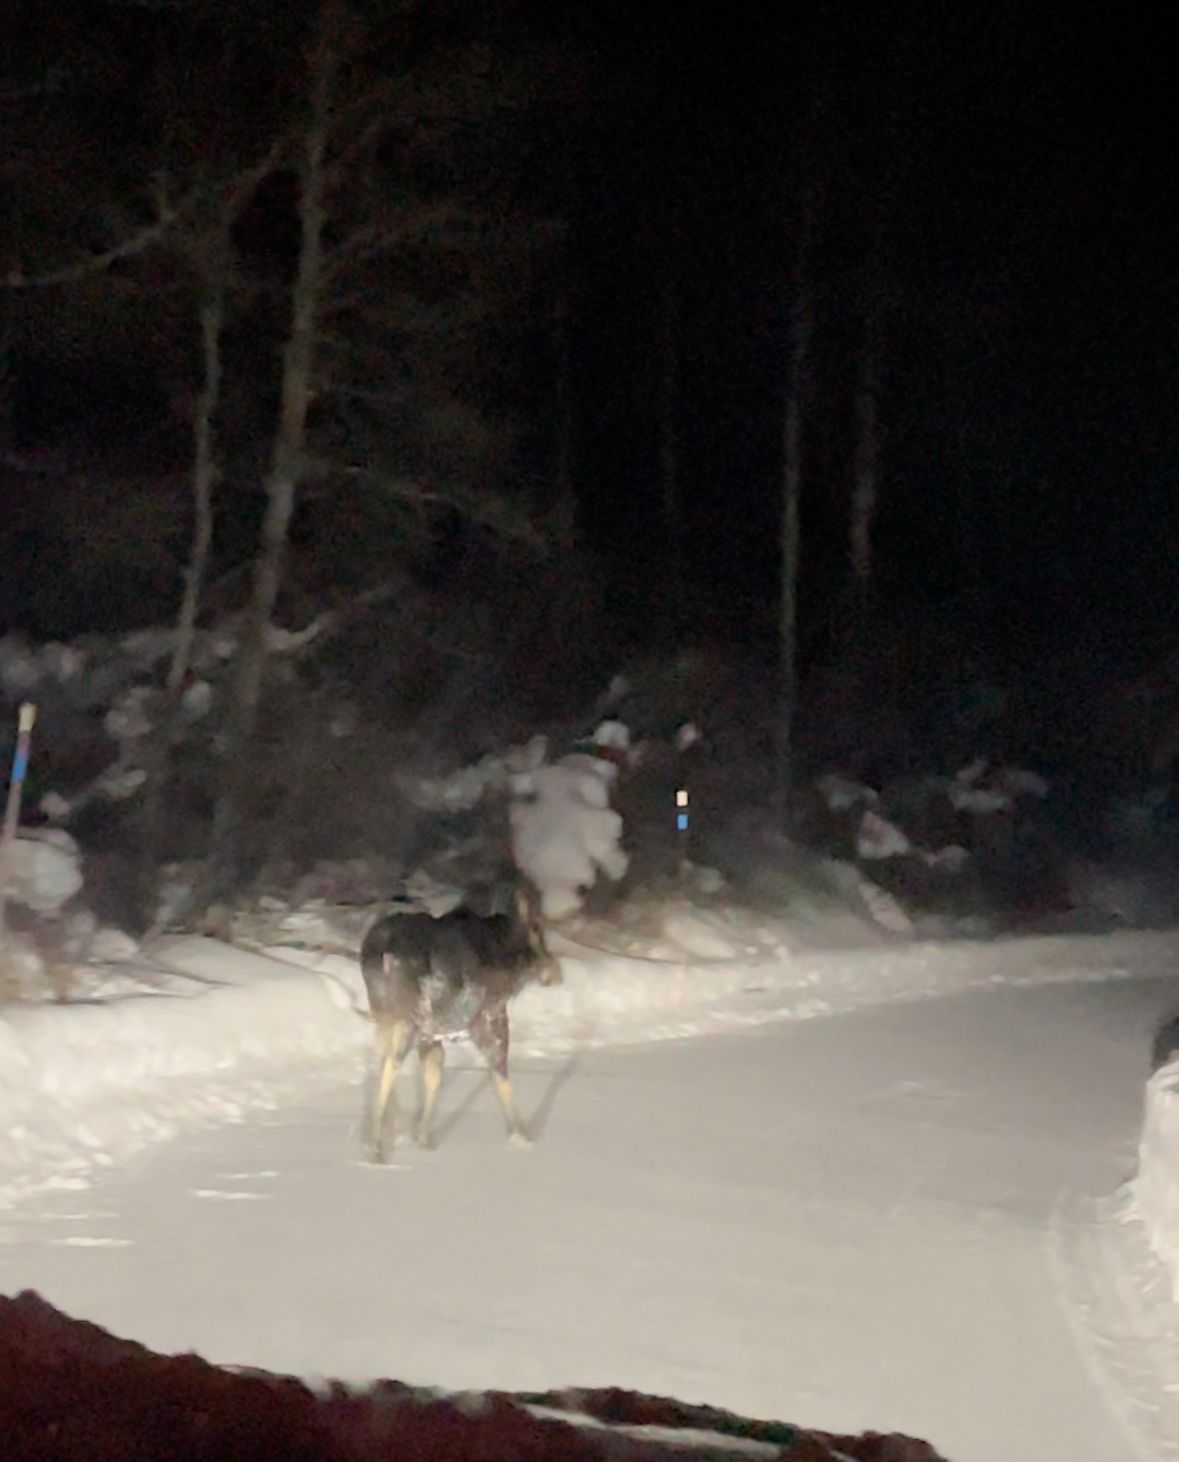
[399,720,632,919]
[0,832,142,1003]
[856,809,912,860]
[402,736,548,813]
[510,747,629,919]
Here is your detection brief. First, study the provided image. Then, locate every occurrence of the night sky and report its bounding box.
[2,4,1176,680]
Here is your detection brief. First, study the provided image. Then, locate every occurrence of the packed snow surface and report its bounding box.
[2,908,1179,1461]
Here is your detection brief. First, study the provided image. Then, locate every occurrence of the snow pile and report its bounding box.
[4,831,84,911]
[0,938,366,1207]
[0,1292,946,1461]
[1136,1058,1179,1302]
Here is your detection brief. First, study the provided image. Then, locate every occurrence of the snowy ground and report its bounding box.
[2,906,1179,1460]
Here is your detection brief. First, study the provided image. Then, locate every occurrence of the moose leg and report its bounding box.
[368,1017,413,1163]
[471,1007,530,1145]
[415,1040,445,1149]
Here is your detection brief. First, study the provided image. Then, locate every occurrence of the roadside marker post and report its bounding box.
[0,702,37,949]
[675,786,690,876]
[675,786,689,832]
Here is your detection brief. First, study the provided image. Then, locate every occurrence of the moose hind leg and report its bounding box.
[368,1018,413,1163]
[472,1007,530,1145]
[415,1040,445,1149]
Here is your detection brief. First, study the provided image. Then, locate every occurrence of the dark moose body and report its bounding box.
[359,883,559,1159]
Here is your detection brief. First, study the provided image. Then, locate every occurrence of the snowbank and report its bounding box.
[1136,1059,1179,1302]
[5,913,1176,1218]
[2,912,812,1208]
[0,938,366,1208]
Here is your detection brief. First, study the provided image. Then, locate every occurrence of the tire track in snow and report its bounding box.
[1047,1186,1179,1462]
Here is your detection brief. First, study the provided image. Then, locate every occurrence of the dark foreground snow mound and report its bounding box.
[0,1292,946,1461]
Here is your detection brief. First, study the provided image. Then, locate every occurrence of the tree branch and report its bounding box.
[4,198,187,288]
[5,131,292,290]
[319,202,473,291]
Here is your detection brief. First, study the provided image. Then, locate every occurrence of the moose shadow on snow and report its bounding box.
[360,1052,582,1154]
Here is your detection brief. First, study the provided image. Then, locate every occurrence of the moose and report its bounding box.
[358,875,560,1160]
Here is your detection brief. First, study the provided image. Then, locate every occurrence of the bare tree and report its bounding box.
[776,179,819,805]
[169,223,230,693]
[163,132,296,685]
[844,111,895,651]
[3,200,185,290]
[553,240,576,543]
[656,271,686,637]
[849,292,883,612]
[206,5,341,888]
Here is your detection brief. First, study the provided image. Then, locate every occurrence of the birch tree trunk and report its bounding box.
[554,274,574,519]
[849,302,882,614]
[140,221,230,887]
[207,13,338,889]
[657,272,685,636]
[171,230,228,695]
[776,193,817,807]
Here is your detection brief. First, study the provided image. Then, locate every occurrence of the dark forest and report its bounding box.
[2,1,1177,924]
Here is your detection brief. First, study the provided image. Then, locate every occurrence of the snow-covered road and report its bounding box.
[2,943,1179,1461]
